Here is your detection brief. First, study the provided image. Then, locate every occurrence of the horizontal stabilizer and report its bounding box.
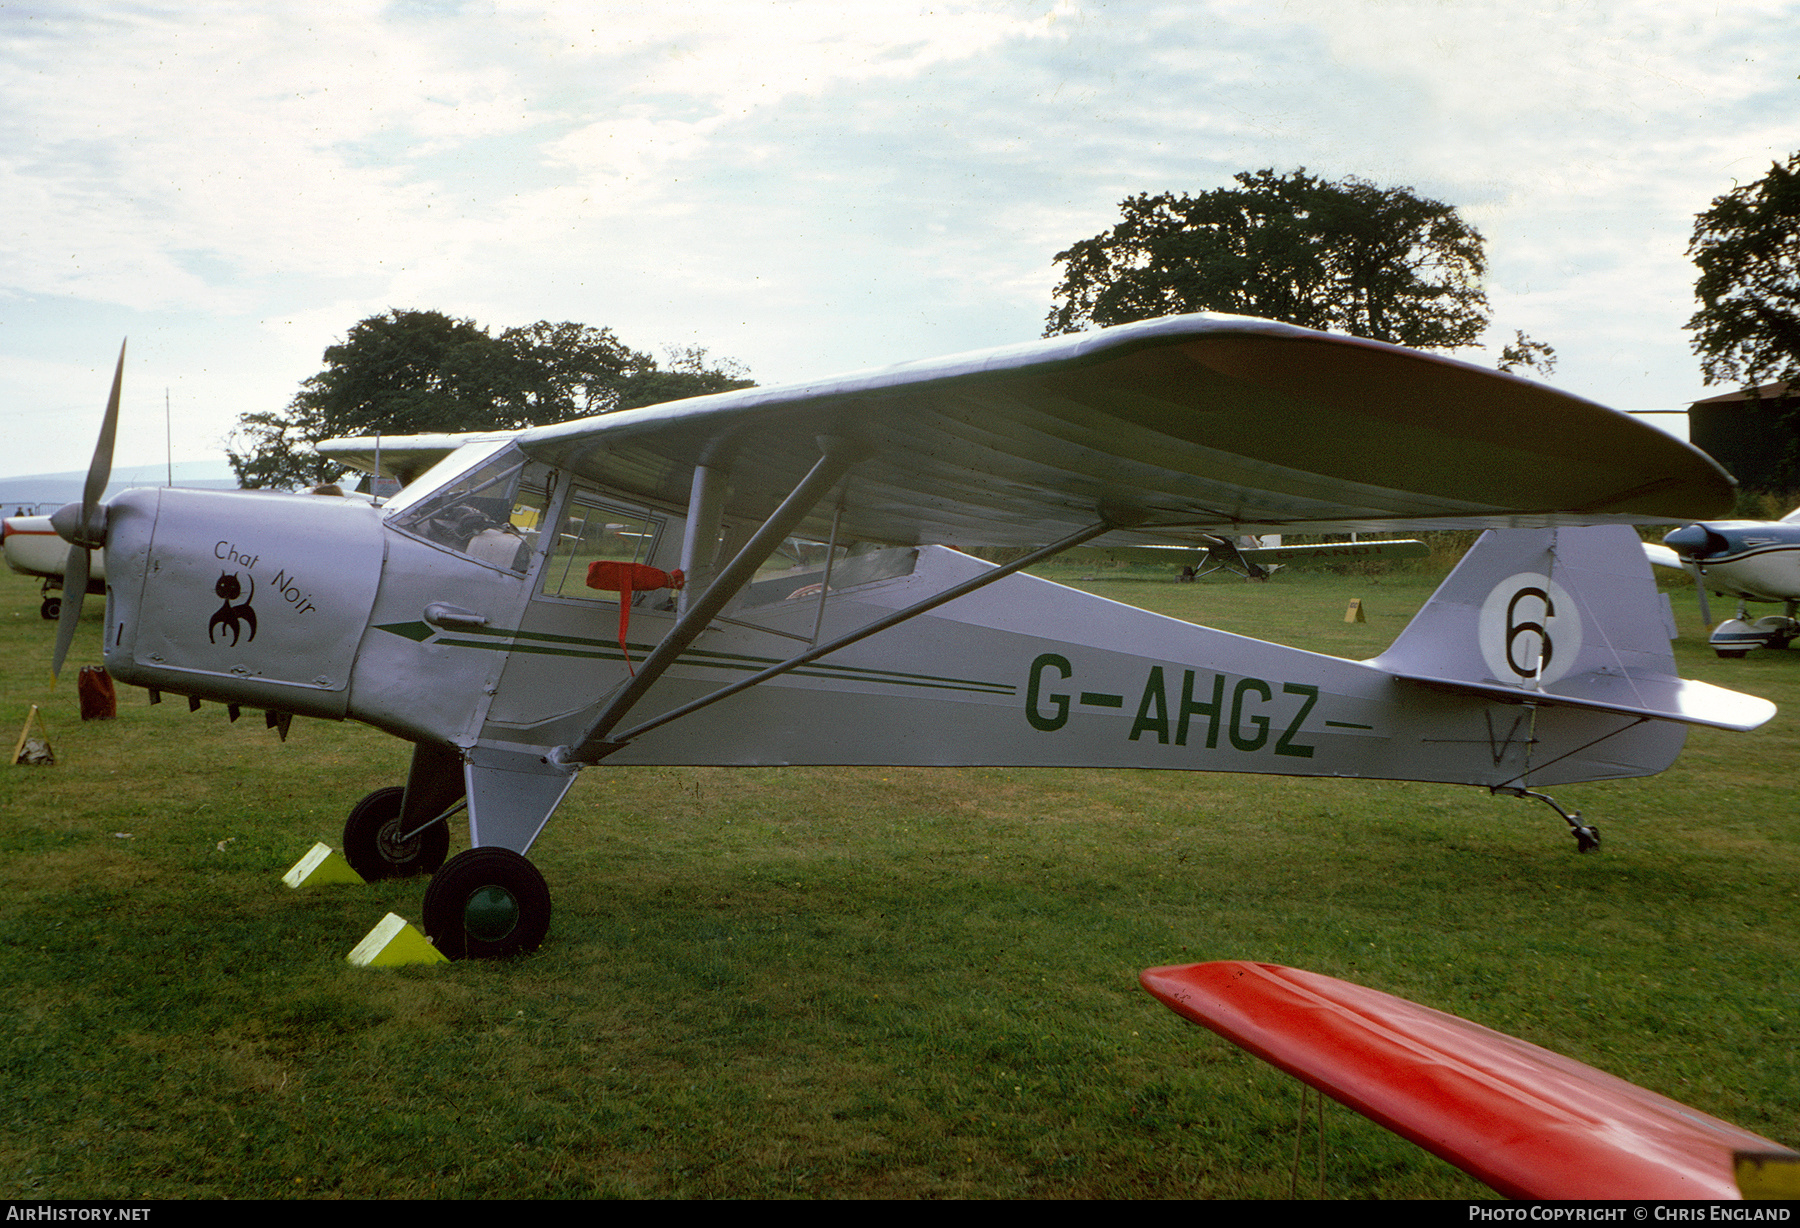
[1393,670,1774,732]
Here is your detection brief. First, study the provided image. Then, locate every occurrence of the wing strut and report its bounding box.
[557,438,872,764]
[587,518,1116,757]
[677,462,727,613]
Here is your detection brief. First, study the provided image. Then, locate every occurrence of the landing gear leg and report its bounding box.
[422,847,552,960]
[1494,786,1600,853]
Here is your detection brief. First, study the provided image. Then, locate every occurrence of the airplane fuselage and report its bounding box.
[97,459,1701,849]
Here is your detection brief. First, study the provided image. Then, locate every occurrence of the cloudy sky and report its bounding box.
[2,0,1796,479]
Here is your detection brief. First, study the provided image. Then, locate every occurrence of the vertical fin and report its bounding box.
[1372,526,1675,688]
[1371,526,1772,732]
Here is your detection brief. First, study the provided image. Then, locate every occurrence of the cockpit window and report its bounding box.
[737,542,919,607]
[392,447,552,573]
[540,489,665,601]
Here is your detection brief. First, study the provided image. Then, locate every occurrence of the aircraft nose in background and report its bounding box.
[1663,523,1726,558]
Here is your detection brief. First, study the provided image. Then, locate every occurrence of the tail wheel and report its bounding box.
[422,847,551,960]
[343,786,450,881]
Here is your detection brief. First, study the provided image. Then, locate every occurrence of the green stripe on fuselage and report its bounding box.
[377,620,1015,696]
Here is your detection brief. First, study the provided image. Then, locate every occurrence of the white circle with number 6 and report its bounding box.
[1479,573,1581,685]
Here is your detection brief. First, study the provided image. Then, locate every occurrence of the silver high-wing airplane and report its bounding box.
[48,317,1774,959]
[1650,510,1800,655]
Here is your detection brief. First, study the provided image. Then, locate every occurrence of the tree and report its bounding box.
[1046,169,1490,351]
[1686,151,1800,390]
[614,345,753,412]
[228,310,753,488]
[494,319,655,421]
[1496,330,1557,379]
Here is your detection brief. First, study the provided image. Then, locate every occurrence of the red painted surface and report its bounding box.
[584,562,684,595]
[2,522,55,540]
[1140,960,1792,1199]
[584,562,685,673]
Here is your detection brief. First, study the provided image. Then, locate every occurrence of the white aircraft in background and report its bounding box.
[7,483,379,621]
[44,318,1772,959]
[1650,510,1800,655]
[4,513,104,620]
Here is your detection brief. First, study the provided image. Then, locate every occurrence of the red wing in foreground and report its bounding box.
[1140,960,1795,1199]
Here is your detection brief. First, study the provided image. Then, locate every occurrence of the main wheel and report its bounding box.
[422,847,551,960]
[40,596,60,621]
[343,786,450,881]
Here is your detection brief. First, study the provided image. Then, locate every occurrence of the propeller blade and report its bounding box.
[1682,561,1714,628]
[49,341,125,682]
[52,544,90,681]
[84,341,125,523]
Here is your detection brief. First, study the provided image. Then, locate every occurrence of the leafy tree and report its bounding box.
[1687,151,1800,389]
[495,319,654,421]
[1496,330,1557,379]
[228,310,753,488]
[226,408,345,491]
[1046,169,1490,350]
[615,345,753,412]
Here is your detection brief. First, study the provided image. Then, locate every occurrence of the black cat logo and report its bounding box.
[208,572,257,646]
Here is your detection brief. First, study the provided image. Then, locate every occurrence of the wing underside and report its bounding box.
[316,315,1735,547]
[315,432,514,487]
[504,315,1735,547]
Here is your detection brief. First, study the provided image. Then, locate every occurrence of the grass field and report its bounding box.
[1,558,1796,1199]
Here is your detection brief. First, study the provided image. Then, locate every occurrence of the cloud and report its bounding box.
[1,0,1798,475]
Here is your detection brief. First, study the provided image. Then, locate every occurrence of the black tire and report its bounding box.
[1716,649,1750,659]
[40,597,60,621]
[422,847,552,960]
[342,786,450,881]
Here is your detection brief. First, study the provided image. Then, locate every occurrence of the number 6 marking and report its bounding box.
[1480,573,1581,686]
[1505,586,1553,677]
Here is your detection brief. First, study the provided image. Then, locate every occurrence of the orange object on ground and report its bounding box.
[585,563,684,673]
[1140,960,1794,1200]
